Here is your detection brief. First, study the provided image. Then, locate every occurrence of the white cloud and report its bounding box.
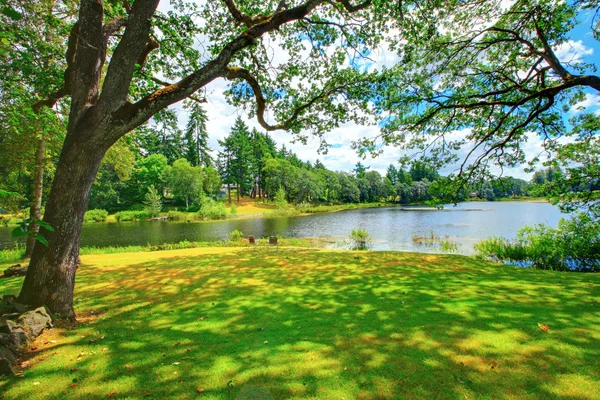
[554,40,594,64]
[569,93,600,114]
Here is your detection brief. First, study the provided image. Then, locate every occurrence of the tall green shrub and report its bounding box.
[144,185,163,217]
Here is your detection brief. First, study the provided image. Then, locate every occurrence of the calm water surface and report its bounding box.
[0,202,564,255]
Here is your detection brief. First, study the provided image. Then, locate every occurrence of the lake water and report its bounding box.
[0,202,565,255]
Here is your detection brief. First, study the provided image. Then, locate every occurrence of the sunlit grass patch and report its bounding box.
[0,248,598,399]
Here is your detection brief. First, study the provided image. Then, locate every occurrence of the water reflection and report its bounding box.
[0,202,565,255]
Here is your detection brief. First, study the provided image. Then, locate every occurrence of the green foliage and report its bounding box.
[0,247,24,263]
[114,211,152,222]
[143,185,163,217]
[217,117,253,200]
[229,203,237,215]
[11,217,53,246]
[197,198,228,220]
[475,214,600,271]
[274,187,288,209]
[348,229,371,250]
[163,158,203,208]
[83,209,108,223]
[228,229,244,241]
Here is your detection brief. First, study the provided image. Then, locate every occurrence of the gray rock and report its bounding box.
[0,320,31,347]
[2,264,27,278]
[0,355,16,376]
[18,307,53,337]
[0,333,19,354]
[13,302,28,314]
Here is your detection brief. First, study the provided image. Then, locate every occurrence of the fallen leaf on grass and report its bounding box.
[172,362,181,365]
[108,392,116,398]
[538,323,550,332]
[196,387,204,393]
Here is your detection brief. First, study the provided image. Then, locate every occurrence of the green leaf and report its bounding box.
[37,220,54,232]
[11,225,27,238]
[35,232,49,247]
[1,7,22,20]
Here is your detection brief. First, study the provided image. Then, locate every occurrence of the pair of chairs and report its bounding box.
[248,235,278,251]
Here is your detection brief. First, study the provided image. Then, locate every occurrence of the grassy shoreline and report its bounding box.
[1,248,598,399]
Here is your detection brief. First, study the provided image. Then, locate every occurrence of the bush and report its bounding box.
[143,185,162,217]
[0,215,10,227]
[228,229,244,241]
[475,213,600,271]
[186,204,200,212]
[114,210,152,222]
[230,203,237,215]
[274,187,287,209]
[167,211,187,221]
[349,229,371,250]
[84,209,108,223]
[197,198,228,220]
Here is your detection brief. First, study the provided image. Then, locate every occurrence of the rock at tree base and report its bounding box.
[0,356,16,376]
[0,307,52,376]
[18,307,53,337]
[2,264,27,278]
[13,302,28,314]
[0,320,31,347]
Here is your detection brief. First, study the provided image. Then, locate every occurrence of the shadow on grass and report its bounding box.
[0,249,599,399]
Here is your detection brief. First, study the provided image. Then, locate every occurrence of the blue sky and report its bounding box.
[157,1,600,180]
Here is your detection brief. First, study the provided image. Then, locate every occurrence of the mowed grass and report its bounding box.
[0,248,599,399]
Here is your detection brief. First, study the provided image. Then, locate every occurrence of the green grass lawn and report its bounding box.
[0,248,599,399]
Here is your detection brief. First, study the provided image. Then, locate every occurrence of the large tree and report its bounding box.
[18,0,387,318]
[364,0,600,210]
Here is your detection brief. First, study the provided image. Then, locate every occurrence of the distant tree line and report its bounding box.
[2,111,561,216]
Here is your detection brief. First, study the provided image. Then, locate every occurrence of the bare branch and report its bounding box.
[32,22,80,113]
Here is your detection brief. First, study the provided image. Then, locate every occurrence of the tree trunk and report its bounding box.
[227,184,231,204]
[24,138,45,259]
[18,135,106,319]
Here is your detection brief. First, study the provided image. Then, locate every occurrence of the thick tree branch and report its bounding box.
[533,19,572,79]
[99,0,159,111]
[223,66,353,131]
[121,0,326,132]
[334,0,372,12]
[149,77,207,104]
[221,0,258,27]
[68,0,107,129]
[102,17,128,36]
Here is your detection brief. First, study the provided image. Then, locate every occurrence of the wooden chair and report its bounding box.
[268,236,278,252]
[248,235,257,250]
